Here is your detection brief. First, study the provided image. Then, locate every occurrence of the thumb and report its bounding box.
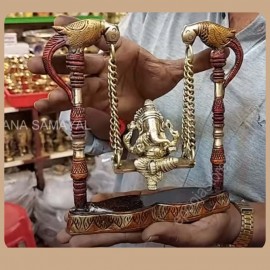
[142,222,193,247]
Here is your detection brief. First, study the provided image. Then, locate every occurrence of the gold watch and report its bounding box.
[231,201,254,247]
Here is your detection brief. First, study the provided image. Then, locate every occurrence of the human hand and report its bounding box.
[28,15,214,123]
[141,204,241,247]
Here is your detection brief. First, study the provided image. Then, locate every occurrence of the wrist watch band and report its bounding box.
[231,201,254,247]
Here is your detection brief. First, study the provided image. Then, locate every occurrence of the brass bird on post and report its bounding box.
[182,21,236,49]
[53,19,120,49]
[42,19,119,102]
[182,21,243,88]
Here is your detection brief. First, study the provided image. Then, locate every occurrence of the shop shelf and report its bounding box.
[5,15,103,25]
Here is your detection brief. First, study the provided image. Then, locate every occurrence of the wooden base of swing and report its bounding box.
[66,187,230,235]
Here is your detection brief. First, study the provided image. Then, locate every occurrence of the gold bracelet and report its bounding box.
[231,201,254,247]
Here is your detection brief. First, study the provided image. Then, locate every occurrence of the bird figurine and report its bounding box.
[42,19,120,102]
[182,21,236,49]
[53,19,110,48]
[181,21,243,88]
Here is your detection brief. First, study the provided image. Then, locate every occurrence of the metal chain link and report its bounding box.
[108,43,195,165]
[181,45,196,160]
[108,44,123,167]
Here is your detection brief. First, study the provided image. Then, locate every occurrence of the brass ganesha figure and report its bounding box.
[123,100,180,190]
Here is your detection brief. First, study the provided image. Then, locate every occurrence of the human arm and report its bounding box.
[141,201,265,247]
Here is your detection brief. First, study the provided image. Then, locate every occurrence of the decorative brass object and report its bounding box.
[52,164,70,175]
[4,129,15,162]
[39,115,54,154]
[123,99,180,190]
[43,19,243,235]
[42,19,120,211]
[54,127,68,152]
[182,21,243,190]
[107,40,195,188]
[67,187,230,235]
[14,126,32,157]
[4,55,65,94]
[181,21,243,88]
[5,125,34,162]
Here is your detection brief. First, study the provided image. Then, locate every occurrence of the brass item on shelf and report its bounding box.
[4,55,62,94]
[14,126,32,157]
[54,127,68,152]
[39,115,54,154]
[52,164,70,175]
[4,129,15,162]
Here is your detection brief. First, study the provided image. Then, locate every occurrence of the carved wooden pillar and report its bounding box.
[210,49,227,191]
[66,50,88,210]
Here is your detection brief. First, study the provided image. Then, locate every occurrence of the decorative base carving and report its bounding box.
[66,187,230,235]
